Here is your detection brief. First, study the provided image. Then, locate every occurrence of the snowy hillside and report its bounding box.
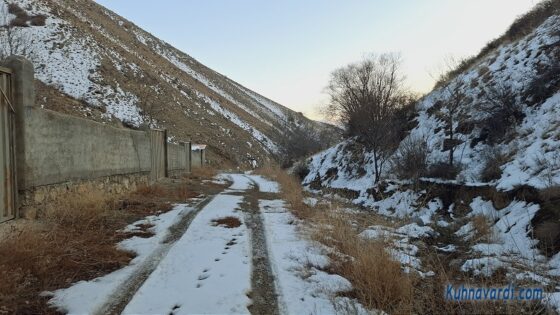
[301,10,560,311]
[305,14,560,192]
[1,0,334,166]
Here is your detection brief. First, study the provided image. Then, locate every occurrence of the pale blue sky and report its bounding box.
[95,0,537,119]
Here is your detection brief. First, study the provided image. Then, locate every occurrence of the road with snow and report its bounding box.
[50,173,353,315]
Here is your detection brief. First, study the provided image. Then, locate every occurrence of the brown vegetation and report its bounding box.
[0,180,199,314]
[309,208,414,313]
[390,136,430,180]
[255,165,309,218]
[480,148,509,182]
[186,167,218,180]
[257,167,551,314]
[325,53,417,182]
[211,216,242,228]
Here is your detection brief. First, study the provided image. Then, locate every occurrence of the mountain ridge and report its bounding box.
[4,0,335,167]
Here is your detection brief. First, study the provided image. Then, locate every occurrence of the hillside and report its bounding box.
[2,0,334,167]
[301,3,560,310]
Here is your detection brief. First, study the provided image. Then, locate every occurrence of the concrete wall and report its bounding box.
[1,56,204,218]
[192,150,203,168]
[167,143,187,171]
[20,107,152,189]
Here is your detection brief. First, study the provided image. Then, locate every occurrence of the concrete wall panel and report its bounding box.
[21,107,152,188]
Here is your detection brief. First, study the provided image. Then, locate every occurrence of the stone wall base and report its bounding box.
[18,173,149,219]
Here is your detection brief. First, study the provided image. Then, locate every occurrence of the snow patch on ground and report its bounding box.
[260,199,358,314]
[47,204,193,314]
[245,174,280,193]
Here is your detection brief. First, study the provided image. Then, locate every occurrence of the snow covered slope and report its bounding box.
[304,13,560,193]
[300,9,560,302]
[1,0,334,167]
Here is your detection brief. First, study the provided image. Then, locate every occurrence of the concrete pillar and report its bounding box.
[2,56,35,191]
[201,148,206,166]
[162,129,168,178]
[184,141,192,173]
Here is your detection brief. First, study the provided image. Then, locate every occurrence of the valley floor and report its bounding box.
[22,170,560,314]
[48,173,360,315]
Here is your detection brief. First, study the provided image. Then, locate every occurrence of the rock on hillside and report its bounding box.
[1,0,334,167]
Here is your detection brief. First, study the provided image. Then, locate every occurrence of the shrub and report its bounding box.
[426,162,462,180]
[29,15,46,26]
[277,122,328,168]
[9,17,29,27]
[7,3,26,16]
[390,136,429,180]
[291,161,310,181]
[478,84,524,144]
[480,148,508,182]
[526,55,560,106]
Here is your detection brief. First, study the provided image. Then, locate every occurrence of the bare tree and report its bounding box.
[434,82,468,167]
[325,53,409,183]
[0,2,33,60]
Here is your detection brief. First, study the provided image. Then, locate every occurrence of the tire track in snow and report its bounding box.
[238,176,281,315]
[95,195,217,315]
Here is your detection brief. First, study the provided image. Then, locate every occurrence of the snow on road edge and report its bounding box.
[260,199,368,315]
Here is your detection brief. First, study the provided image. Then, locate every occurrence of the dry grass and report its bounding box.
[0,191,133,314]
[133,183,199,202]
[471,214,494,242]
[255,165,310,218]
[211,216,242,228]
[0,180,198,314]
[309,207,415,314]
[186,167,218,180]
[255,167,550,314]
[256,166,415,312]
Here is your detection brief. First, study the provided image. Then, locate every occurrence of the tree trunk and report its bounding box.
[448,118,454,166]
[373,150,380,183]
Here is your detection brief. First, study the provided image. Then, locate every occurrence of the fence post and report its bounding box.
[2,56,35,195]
[150,129,167,182]
[184,141,191,173]
[201,148,206,166]
[163,130,168,178]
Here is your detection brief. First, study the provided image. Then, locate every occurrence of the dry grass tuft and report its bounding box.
[187,167,218,180]
[472,214,494,242]
[310,207,415,314]
[211,216,242,228]
[255,165,310,218]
